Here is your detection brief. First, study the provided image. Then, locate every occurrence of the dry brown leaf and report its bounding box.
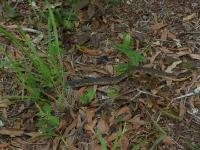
[110,106,132,125]
[168,47,189,51]
[159,47,173,54]
[150,51,161,64]
[106,132,118,142]
[105,64,114,75]
[0,128,24,137]
[150,23,167,31]
[120,135,129,150]
[167,32,176,40]
[179,101,186,118]
[183,13,196,21]
[53,137,60,150]
[173,51,190,57]
[64,117,78,135]
[161,29,168,41]
[94,145,102,150]
[0,143,8,148]
[129,114,146,130]
[85,119,97,132]
[79,46,102,56]
[0,99,12,108]
[189,54,200,60]
[165,61,182,73]
[86,109,95,123]
[97,118,109,134]
[163,136,174,145]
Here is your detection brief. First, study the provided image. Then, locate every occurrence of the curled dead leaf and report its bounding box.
[97,118,109,134]
[79,46,102,56]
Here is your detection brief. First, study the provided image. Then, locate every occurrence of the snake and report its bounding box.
[66,66,190,88]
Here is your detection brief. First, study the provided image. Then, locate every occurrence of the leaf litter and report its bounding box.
[1,0,200,149]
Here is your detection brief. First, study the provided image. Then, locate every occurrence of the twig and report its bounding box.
[173,87,200,100]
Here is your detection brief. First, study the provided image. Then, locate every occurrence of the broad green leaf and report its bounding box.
[106,87,120,99]
[80,88,96,105]
[43,103,52,114]
[48,116,59,126]
[115,63,129,74]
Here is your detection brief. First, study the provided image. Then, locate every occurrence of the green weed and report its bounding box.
[115,33,144,74]
[0,1,73,137]
[80,88,96,105]
[36,103,59,137]
[96,129,108,150]
[106,86,120,99]
[96,123,128,150]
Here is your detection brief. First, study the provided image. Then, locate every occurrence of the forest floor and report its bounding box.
[0,0,200,150]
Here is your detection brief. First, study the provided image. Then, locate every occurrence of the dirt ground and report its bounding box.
[0,0,200,150]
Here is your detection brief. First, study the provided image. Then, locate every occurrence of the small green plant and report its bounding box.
[96,123,128,150]
[2,1,18,19]
[54,7,78,31]
[80,88,96,105]
[36,103,59,137]
[106,86,120,99]
[115,33,144,74]
[112,123,128,150]
[96,129,108,150]
[0,1,71,138]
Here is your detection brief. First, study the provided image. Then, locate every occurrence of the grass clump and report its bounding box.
[115,33,144,74]
[0,2,70,137]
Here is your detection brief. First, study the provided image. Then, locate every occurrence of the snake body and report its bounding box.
[66,66,184,88]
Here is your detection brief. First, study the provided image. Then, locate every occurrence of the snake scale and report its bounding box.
[66,66,189,88]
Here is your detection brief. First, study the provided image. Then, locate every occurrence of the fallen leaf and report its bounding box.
[105,64,114,75]
[161,29,168,41]
[129,114,146,130]
[79,46,102,56]
[150,23,167,31]
[179,101,186,118]
[183,13,196,21]
[106,132,118,142]
[189,54,200,60]
[150,51,161,64]
[167,32,176,39]
[94,145,102,150]
[0,128,24,137]
[0,143,8,148]
[120,135,129,150]
[64,117,78,135]
[0,99,12,107]
[165,61,182,73]
[110,106,132,125]
[163,136,174,145]
[168,47,189,51]
[97,118,109,134]
[86,109,95,123]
